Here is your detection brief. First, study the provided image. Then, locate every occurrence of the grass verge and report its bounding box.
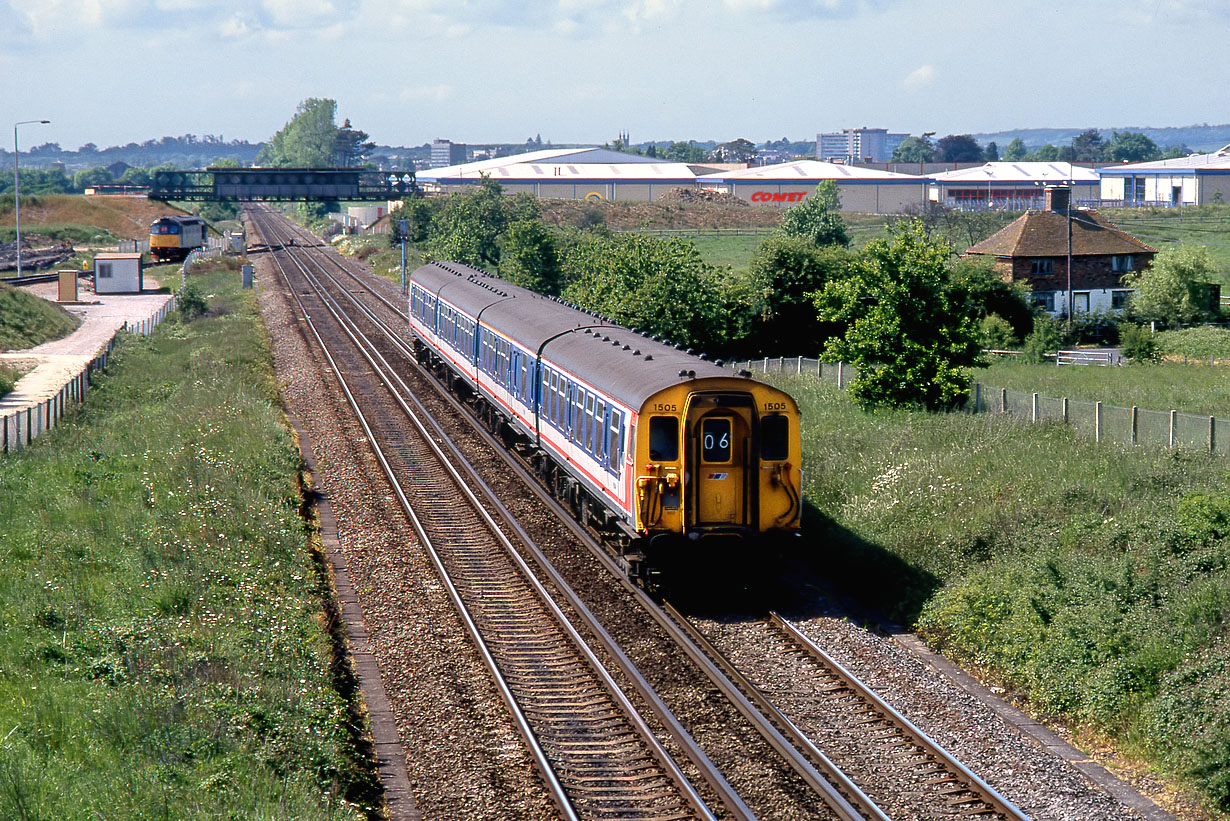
[781,372,1230,817]
[975,357,1230,417]
[0,282,80,351]
[0,264,377,819]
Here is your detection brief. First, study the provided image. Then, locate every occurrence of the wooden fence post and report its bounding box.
[1095,401,1103,443]
[1131,406,1138,446]
[1031,393,1039,423]
[797,356,802,374]
[1170,410,1178,448]
[1211,416,1217,455]
[1001,387,1008,413]
[1062,397,1069,425]
[837,362,844,389]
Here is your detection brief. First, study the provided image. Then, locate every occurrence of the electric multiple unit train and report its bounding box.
[407,261,802,578]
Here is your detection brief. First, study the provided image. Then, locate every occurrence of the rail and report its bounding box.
[250,208,721,820]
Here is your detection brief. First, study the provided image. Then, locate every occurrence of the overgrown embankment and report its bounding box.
[0,264,375,819]
[786,372,1230,818]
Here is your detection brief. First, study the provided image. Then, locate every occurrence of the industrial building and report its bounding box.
[1098,145,1230,206]
[699,160,928,213]
[928,163,1101,210]
[417,147,708,201]
[816,128,908,163]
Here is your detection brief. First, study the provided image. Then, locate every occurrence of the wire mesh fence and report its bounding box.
[730,355,1229,455]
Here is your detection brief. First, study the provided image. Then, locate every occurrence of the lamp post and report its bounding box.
[13,119,50,278]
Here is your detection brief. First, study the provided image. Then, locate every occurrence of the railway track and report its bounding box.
[249,208,721,819]
[246,206,1032,820]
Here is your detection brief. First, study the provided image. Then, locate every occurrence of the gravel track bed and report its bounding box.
[249,218,557,820]
[253,213,1179,820]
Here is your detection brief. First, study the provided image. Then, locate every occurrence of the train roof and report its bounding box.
[151,214,205,224]
[411,262,751,409]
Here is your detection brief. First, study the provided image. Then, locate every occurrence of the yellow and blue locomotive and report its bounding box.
[149,215,207,262]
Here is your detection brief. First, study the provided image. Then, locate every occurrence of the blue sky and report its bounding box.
[1,0,1226,151]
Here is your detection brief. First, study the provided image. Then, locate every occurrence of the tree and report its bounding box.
[745,235,850,355]
[500,219,561,295]
[1002,138,1028,162]
[257,98,341,168]
[1031,144,1060,161]
[891,135,936,163]
[936,134,984,163]
[333,118,374,167]
[1069,129,1105,162]
[1104,131,1162,163]
[948,255,1034,340]
[662,141,708,163]
[1122,246,1220,327]
[560,234,727,351]
[985,141,999,162]
[813,220,981,409]
[710,138,757,163]
[72,167,113,191]
[426,177,537,268]
[777,181,850,248]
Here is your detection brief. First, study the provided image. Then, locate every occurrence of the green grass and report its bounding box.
[0,266,373,819]
[975,358,1230,417]
[0,224,121,245]
[0,282,80,350]
[779,372,1230,816]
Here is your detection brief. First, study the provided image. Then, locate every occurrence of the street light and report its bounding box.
[13,119,50,278]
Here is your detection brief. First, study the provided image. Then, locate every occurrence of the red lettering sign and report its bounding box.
[751,191,807,203]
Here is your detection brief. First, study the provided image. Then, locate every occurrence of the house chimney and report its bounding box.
[1044,185,1070,212]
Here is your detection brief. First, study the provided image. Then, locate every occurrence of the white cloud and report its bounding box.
[904,64,935,92]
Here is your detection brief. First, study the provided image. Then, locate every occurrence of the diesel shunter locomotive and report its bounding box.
[149,215,207,262]
[408,261,802,580]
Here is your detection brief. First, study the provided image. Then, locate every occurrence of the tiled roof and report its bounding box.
[966,209,1157,258]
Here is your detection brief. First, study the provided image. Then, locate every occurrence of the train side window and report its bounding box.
[594,399,605,457]
[573,387,585,442]
[584,394,596,453]
[649,416,679,461]
[607,409,621,476]
[761,415,789,461]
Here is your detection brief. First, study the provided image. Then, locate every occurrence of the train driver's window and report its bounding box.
[649,417,678,461]
[761,415,789,461]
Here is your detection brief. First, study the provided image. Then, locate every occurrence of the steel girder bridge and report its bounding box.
[149,168,419,202]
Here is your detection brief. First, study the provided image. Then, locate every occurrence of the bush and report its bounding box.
[1120,323,1160,363]
[177,282,207,319]
[1021,313,1063,363]
[980,314,1016,350]
[0,363,15,396]
[1156,326,1230,360]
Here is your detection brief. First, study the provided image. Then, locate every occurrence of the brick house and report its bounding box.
[965,187,1156,316]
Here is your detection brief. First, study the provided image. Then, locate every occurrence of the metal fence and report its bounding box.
[730,355,1229,455]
